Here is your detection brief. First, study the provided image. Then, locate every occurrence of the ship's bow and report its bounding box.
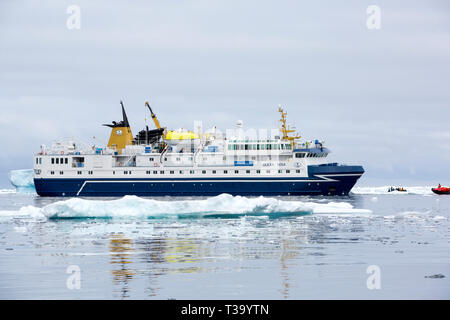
[308,163,364,195]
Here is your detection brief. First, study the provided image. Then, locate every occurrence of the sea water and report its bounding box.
[0,171,448,299]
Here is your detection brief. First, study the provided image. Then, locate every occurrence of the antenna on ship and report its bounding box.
[278,105,300,146]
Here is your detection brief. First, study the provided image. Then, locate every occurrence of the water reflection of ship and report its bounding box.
[109,234,136,299]
[135,237,167,297]
[138,238,202,297]
[279,238,297,299]
[110,233,203,298]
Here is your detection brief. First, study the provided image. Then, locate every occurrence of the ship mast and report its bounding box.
[278,106,300,146]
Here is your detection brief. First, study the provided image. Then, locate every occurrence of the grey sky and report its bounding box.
[1,0,449,187]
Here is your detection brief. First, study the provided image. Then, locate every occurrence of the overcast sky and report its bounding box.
[1,0,449,187]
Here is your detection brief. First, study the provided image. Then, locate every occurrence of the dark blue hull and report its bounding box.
[34,164,364,197]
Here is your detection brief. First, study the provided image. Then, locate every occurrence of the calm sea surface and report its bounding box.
[0,188,449,299]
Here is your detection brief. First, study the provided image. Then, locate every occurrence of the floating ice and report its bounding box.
[351,186,433,195]
[8,169,35,191]
[0,189,16,194]
[0,194,371,220]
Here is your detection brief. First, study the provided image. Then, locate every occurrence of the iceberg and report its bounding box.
[0,194,371,220]
[8,169,35,191]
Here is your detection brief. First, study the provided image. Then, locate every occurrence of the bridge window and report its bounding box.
[295,153,305,158]
[246,170,250,174]
[212,170,216,174]
[170,171,174,174]
[234,170,239,174]
[202,170,206,174]
[153,171,158,174]
[77,171,82,175]
[190,170,195,174]
[286,170,291,173]
[72,157,85,168]
[160,170,165,174]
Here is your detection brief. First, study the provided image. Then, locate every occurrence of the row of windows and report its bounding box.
[50,157,69,164]
[49,171,65,175]
[51,170,93,175]
[295,152,327,158]
[42,152,311,168]
[307,153,326,158]
[142,169,301,175]
[228,144,292,151]
[49,169,302,175]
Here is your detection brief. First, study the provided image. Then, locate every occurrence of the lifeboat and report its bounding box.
[165,129,200,146]
[431,187,450,195]
[387,187,407,192]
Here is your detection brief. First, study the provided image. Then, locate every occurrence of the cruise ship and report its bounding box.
[33,101,364,197]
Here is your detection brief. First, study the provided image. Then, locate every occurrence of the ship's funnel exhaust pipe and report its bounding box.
[103,100,134,153]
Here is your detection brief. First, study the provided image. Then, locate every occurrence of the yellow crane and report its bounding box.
[145,101,162,129]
